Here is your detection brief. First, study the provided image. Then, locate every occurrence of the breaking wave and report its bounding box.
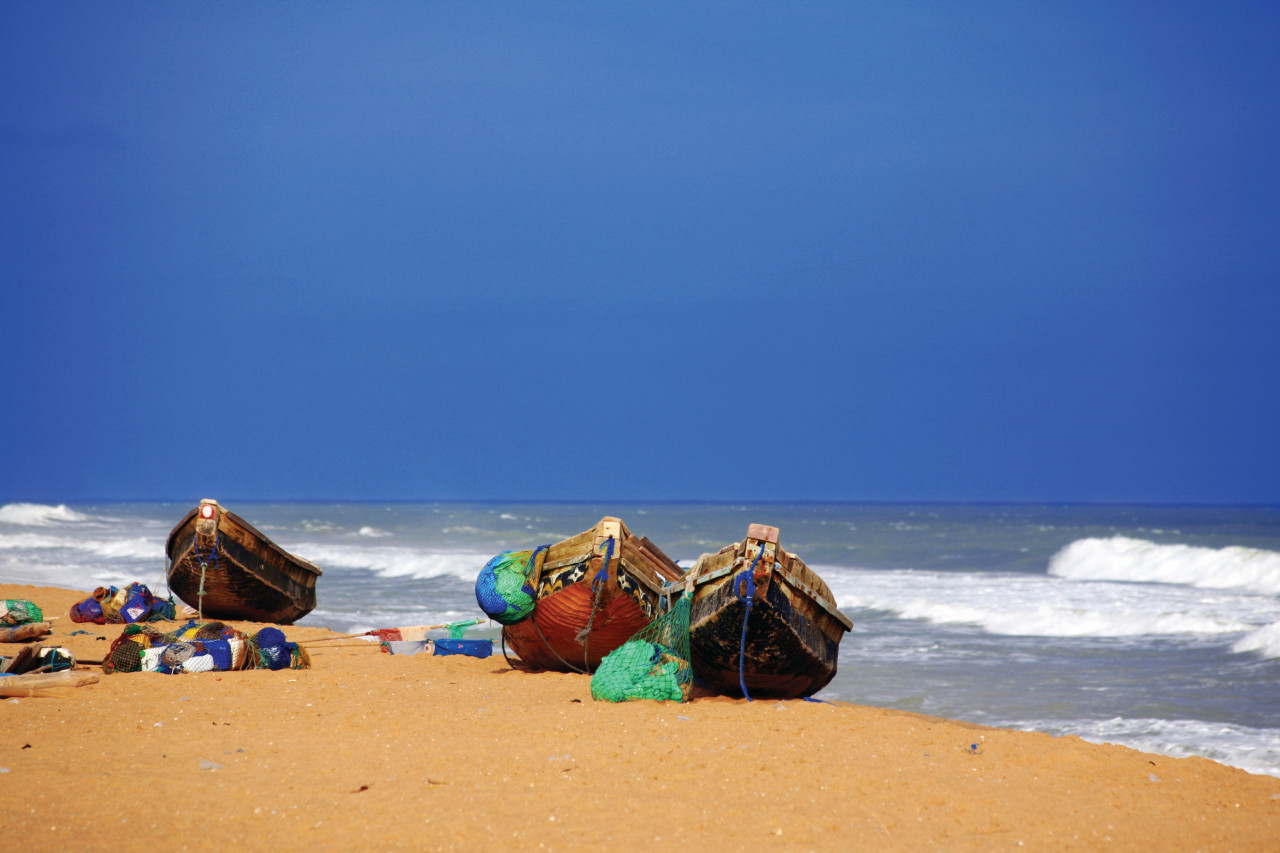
[0,532,161,561]
[1233,622,1280,659]
[284,541,486,582]
[825,566,1263,639]
[1048,536,1280,596]
[0,502,90,526]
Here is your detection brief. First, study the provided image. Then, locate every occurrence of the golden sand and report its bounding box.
[3,583,1278,851]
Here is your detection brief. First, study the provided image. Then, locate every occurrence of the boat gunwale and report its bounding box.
[165,503,323,577]
[685,539,851,632]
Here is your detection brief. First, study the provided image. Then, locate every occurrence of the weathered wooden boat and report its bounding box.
[165,499,322,624]
[686,524,852,699]
[497,517,684,673]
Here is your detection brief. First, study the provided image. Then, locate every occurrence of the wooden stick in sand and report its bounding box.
[1,622,53,642]
[0,670,100,698]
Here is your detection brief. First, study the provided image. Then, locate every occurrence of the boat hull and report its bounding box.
[503,584,655,672]
[689,576,841,698]
[165,501,322,624]
[500,517,682,673]
[687,525,851,699]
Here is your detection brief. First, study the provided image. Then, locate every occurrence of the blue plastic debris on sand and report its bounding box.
[433,639,493,659]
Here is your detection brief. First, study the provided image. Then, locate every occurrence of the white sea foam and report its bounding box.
[0,548,162,590]
[822,565,1275,639]
[0,509,167,589]
[1014,717,1280,779]
[0,532,161,562]
[0,532,70,550]
[1232,622,1280,659]
[1049,537,1280,596]
[0,503,90,525]
[286,542,486,582]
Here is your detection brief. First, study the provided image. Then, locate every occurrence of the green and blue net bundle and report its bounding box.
[591,594,692,703]
[475,546,548,624]
[1,599,44,626]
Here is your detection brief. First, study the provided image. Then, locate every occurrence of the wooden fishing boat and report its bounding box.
[686,524,852,699]
[500,517,683,673]
[165,499,322,624]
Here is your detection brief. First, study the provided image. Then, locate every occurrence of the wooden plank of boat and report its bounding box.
[502,516,683,674]
[165,499,323,624]
[686,524,852,699]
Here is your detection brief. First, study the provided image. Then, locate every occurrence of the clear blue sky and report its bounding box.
[3,2,1277,504]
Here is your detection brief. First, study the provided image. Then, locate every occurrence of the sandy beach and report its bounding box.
[2,582,1278,851]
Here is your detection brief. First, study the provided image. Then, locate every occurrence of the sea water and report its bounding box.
[3,500,1278,778]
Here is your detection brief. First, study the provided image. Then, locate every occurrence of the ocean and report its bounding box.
[3,500,1278,778]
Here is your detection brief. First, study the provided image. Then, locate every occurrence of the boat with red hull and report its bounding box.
[500,517,683,673]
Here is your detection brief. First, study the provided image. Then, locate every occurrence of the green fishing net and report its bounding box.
[446,618,482,639]
[1,599,43,625]
[591,595,691,703]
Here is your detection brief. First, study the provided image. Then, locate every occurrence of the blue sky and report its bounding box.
[2,2,1277,504]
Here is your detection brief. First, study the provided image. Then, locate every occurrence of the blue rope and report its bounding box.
[525,543,550,596]
[593,537,615,588]
[527,544,550,575]
[735,547,767,702]
[576,537,617,665]
[194,533,219,574]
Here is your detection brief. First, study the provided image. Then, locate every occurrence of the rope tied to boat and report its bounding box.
[734,546,767,702]
[193,533,219,622]
[574,537,616,665]
[526,616,590,674]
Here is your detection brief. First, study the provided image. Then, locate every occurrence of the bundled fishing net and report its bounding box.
[475,547,547,624]
[245,627,311,671]
[104,621,240,674]
[591,595,692,703]
[142,636,247,674]
[70,584,176,625]
[102,620,310,675]
[1,599,44,626]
